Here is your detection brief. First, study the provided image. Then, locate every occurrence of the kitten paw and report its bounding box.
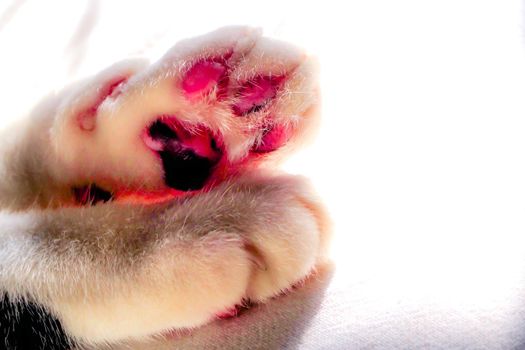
[50,27,319,203]
[48,174,329,343]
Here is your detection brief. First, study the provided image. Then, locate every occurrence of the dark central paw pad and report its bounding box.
[145,119,222,191]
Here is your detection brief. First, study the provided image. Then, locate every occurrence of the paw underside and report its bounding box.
[52,26,318,205]
[8,26,324,345]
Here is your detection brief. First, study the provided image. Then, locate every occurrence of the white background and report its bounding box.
[1,1,525,346]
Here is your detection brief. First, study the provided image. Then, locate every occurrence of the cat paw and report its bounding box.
[50,26,320,203]
[50,174,330,343]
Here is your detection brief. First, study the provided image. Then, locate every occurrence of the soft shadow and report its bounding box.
[108,263,335,350]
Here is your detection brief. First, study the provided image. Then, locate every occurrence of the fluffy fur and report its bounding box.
[0,27,329,347]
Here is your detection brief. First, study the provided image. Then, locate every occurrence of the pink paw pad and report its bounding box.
[215,307,239,319]
[182,60,227,98]
[215,300,252,320]
[138,60,294,195]
[252,123,292,153]
[233,76,283,116]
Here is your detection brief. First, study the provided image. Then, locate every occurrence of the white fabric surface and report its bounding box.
[1,1,525,349]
